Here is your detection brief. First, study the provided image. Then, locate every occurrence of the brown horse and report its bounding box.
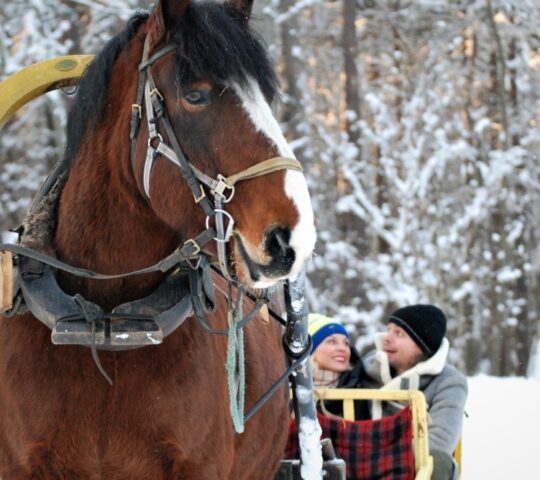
[0,1,316,478]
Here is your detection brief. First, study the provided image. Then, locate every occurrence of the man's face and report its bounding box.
[382,323,424,374]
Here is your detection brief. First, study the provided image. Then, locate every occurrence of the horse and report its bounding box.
[0,1,316,478]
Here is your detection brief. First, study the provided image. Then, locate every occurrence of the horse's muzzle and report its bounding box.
[235,226,297,288]
[263,226,296,275]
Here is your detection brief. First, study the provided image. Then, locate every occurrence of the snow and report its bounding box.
[463,375,540,480]
[298,414,323,480]
[1,231,18,243]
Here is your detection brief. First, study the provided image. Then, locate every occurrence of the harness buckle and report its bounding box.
[213,174,235,203]
[131,104,142,118]
[193,184,206,204]
[182,239,202,270]
[149,88,164,101]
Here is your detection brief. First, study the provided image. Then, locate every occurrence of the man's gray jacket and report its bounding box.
[362,335,468,454]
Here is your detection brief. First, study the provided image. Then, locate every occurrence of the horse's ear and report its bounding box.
[228,0,254,21]
[149,0,191,46]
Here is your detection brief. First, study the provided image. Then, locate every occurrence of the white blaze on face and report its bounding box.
[233,78,316,281]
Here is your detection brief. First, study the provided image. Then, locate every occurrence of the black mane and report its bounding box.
[63,2,278,167]
[63,12,149,166]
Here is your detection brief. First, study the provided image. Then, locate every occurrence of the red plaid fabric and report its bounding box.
[284,407,415,480]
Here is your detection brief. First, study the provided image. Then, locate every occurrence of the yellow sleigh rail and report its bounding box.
[315,388,434,479]
[0,55,94,129]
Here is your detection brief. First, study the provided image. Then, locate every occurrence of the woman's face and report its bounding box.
[383,323,424,374]
[313,333,351,373]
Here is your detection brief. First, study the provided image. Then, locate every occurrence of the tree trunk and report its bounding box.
[278,0,304,140]
[342,0,361,147]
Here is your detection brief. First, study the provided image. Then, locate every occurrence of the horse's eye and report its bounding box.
[184,90,209,105]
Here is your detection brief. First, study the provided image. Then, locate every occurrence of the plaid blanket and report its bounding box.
[284,407,415,480]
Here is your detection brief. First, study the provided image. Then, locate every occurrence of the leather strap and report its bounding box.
[17,254,202,350]
[0,228,215,281]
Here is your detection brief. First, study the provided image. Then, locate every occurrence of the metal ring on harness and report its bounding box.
[206,209,235,243]
[147,132,163,148]
[283,334,313,360]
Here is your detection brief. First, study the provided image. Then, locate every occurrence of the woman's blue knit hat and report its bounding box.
[308,313,349,353]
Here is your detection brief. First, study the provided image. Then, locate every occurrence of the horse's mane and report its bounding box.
[63,2,278,167]
[63,12,149,166]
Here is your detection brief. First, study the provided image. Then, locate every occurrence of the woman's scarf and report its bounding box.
[311,360,341,389]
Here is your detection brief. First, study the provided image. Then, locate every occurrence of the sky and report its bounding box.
[463,375,540,480]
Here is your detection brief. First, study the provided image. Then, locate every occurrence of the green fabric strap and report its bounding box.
[226,292,246,433]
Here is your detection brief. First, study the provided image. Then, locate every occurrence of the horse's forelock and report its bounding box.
[170,2,278,102]
[64,2,279,168]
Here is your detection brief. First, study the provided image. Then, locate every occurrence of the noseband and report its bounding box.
[130,37,302,280]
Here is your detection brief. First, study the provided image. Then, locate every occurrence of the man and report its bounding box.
[362,304,467,480]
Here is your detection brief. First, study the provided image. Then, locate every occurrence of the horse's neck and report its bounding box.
[50,31,181,306]
[54,145,177,308]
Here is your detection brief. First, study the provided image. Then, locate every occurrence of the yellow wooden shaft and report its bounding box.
[0,55,94,129]
[454,437,462,477]
[343,398,355,421]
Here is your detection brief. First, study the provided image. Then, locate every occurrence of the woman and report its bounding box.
[308,313,368,419]
[362,304,468,480]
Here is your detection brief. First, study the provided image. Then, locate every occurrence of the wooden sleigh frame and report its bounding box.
[315,388,463,480]
[315,388,434,479]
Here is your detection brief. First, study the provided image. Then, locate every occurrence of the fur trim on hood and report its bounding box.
[371,333,449,419]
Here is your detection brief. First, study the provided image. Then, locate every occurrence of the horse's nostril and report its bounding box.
[265,226,295,274]
[266,226,291,256]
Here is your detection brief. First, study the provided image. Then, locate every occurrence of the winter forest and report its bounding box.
[1,0,539,378]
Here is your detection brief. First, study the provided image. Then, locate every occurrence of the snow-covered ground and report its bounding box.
[463,375,540,479]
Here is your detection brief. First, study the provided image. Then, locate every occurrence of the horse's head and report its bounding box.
[132,0,316,289]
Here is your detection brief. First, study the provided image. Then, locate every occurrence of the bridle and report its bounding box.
[129,37,303,280]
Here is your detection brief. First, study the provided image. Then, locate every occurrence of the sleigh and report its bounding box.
[279,388,463,480]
